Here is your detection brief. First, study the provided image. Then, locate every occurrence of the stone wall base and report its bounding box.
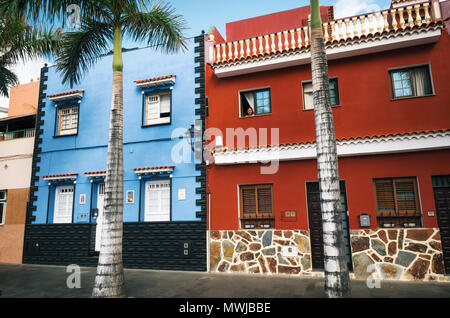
[350,228,449,282]
[209,228,449,282]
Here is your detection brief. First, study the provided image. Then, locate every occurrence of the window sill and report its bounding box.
[239,113,272,119]
[54,133,78,138]
[302,104,341,111]
[391,94,435,101]
[142,122,171,128]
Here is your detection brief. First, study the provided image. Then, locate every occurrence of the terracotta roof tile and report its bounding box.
[48,90,84,98]
[133,166,175,172]
[42,173,78,179]
[84,171,106,175]
[135,75,176,84]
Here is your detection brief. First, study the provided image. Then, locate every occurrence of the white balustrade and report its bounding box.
[211,1,434,64]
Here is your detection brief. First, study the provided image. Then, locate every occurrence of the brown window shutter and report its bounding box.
[374,179,395,217]
[241,187,257,214]
[394,178,419,216]
[257,186,273,215]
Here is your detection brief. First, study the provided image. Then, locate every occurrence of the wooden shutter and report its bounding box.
[257,186,273,214]
[394,178,419,216]
[241,187,256,215]
[374,179,395,217]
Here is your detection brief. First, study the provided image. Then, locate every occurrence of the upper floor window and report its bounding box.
[57,105,79,136]
[239,184,274,229]
[240,88,271,117]
[389,65,433,99]
[0,190,6,225]
[374,177,422,228]
[144,92,171,126]
[302,78,340,110]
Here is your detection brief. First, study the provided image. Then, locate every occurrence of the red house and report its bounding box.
[205,0,450,281]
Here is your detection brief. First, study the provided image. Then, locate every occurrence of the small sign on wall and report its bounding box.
[178,189,186,200]
[79,194,86,205]
[126,190,134,204]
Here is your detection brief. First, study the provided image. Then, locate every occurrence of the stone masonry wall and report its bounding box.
[210,228,449,282]
[350,228,447,281]
[210,230,312,276]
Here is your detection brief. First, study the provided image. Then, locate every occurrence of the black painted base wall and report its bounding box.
[23,222,207,271]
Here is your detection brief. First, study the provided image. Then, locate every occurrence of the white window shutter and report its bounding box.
[53,186,74,224]
[145,180,170,222]
[147,95,160,121]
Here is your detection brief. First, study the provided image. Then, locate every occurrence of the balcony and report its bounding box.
[209,1,443,78]
[0,129,35,141]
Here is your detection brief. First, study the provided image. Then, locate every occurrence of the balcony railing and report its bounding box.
[211,1,436,65]
[0,128,35,141]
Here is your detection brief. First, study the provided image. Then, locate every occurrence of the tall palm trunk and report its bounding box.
[309,0,351,298]
[92,26,126,298]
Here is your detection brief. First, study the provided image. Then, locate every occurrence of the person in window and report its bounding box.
[246,106,254,116]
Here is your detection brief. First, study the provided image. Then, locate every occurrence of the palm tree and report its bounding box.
[0,12,60,97]
[309,0,351,298]
[2,0,187,298]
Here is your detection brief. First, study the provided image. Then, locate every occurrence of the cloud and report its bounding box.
[334,0,383,19]
[0,57,47,109]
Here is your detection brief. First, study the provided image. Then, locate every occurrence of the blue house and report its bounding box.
[22,34,207,271]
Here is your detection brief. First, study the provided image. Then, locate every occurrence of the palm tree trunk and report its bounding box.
[310,0,351,298]
[92,26,126,298]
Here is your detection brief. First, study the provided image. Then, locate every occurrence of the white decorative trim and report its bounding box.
[49,92,84,103]
[134,167,174,175]
[42,175,78,181]
[135,77,176,89]
[213,27,442,78]
[213,131,450,165]
[85,173,106,179]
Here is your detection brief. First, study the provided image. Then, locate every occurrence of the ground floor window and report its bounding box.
[374,177,422,228]
[0,190,6,225]
[52,185,74,224]
[144,180,171,222]
[239,184,274,229]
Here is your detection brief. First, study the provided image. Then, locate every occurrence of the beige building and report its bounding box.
[0,81,38,264]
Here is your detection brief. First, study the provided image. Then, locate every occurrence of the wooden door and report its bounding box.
[434,186,450,274]
[306,181,353,271]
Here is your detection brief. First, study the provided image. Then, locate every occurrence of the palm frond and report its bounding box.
[56,18,113,86]
[3,26,62,64]
[0,60,18,97]
[122,1,188,53]
[0,0,113,26]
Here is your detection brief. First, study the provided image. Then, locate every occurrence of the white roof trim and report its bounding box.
[136,77,176,89]
[213,131,450,165]
[133,167,174,175]
[49,92,84,103]
[85,173,106,179]
[42,175,78,181]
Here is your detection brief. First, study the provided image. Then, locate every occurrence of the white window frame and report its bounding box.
[144,92,171,126]
[302,77,340,110]
[144,180,171,222]
[57,105,79,136]
[0,190,7,225]
[388,63,434,100]
[238,86,271,118]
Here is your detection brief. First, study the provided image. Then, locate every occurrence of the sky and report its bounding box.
[0,0,391,109]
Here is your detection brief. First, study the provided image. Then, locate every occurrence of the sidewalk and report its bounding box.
[0,263,449,298]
